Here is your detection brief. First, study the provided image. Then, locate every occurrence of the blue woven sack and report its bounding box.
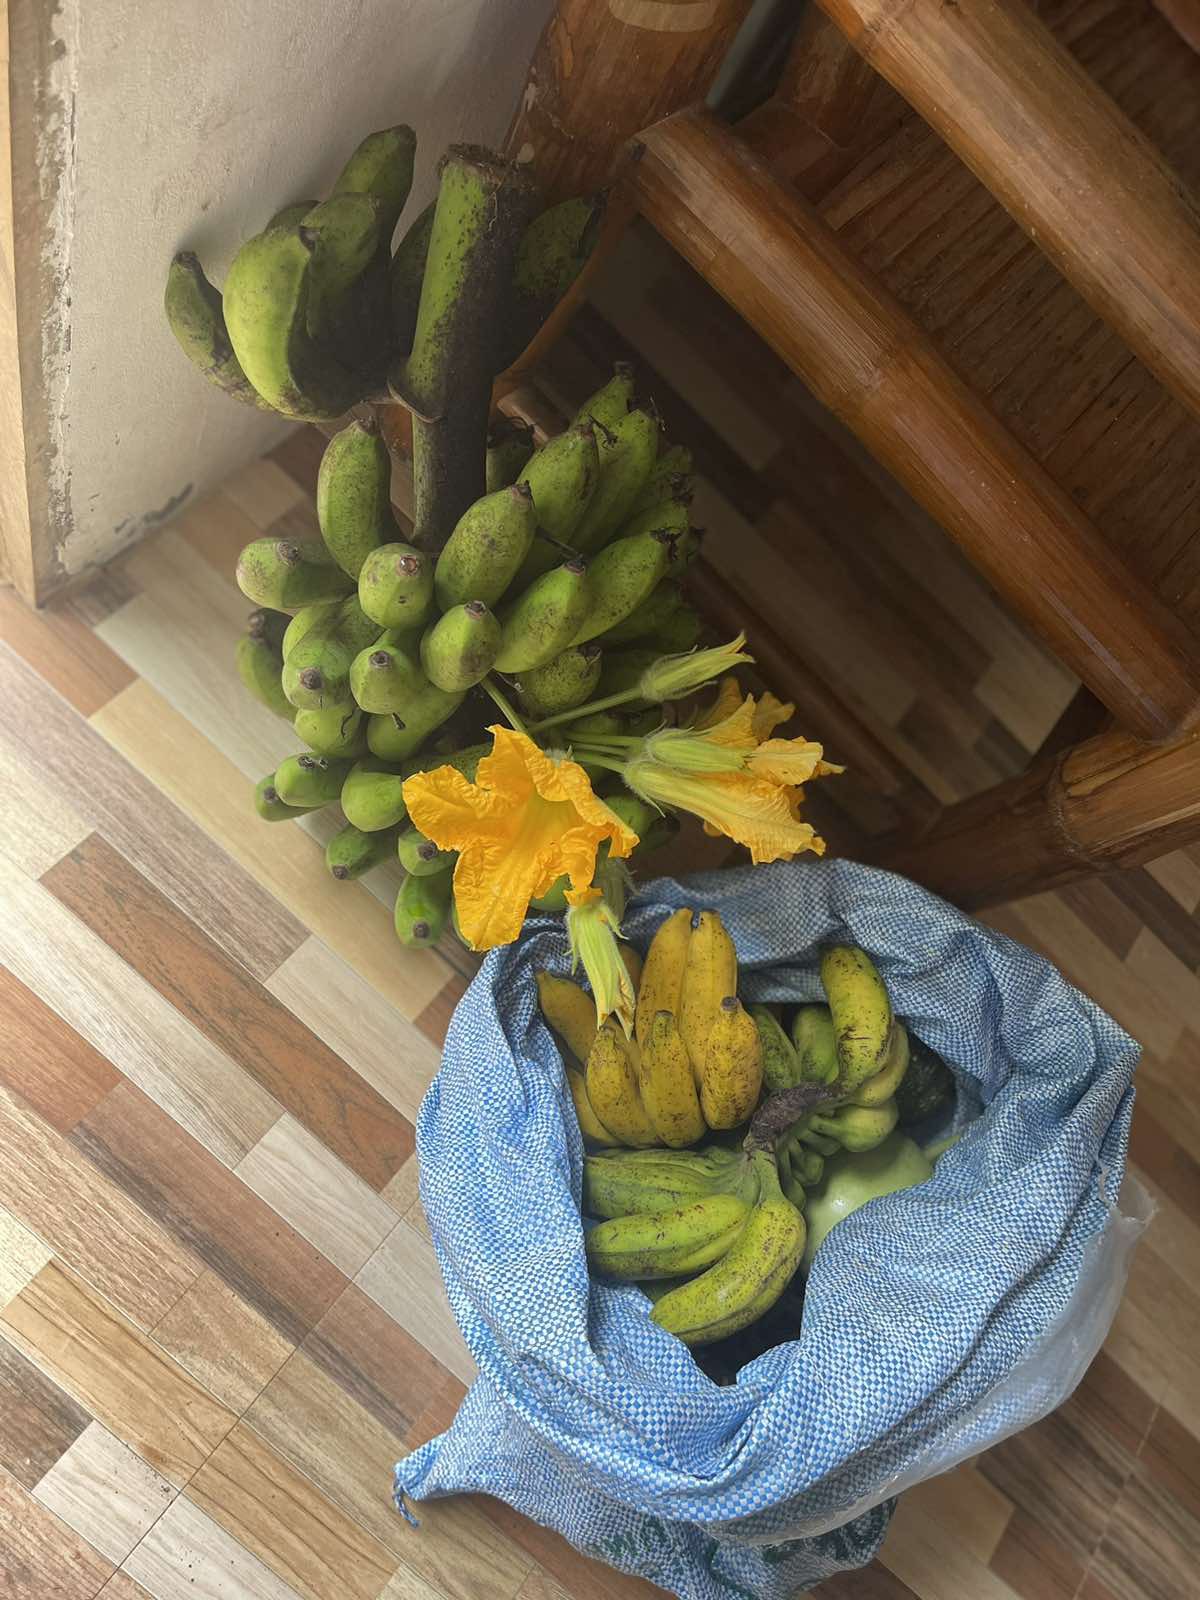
[394,859,1147,1599]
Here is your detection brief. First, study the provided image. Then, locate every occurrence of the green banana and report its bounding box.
[494,559,593,674]
[397,824,456,877]
[595,648,658,703]
[222,225,367,419]
[751,1005,801,1094]
[514,423,601,579]
[500,194,604,368]
[390,200,435,351]
[820,945,894,1092]
[586,1192,752,1281]
[340,756,408,832]
[805,1098,899,1153]
[236,537,353,611]
[570,406,660,555]
[164,253,270,409]
[253,773,324,822]
[394,868,453,947]
[571,364,636,435]
[294,704,367,757]
[301,193,385,360]
[600,579,686,645]
[655,606,704,653]
[792,1004,840,1086]
[267,201,318,229]
[582,1146,748,1220]
[517,644,602,719]
[235,612,291,718]
[280,595,378,710]
[358,541,436,630]
[326,821,399,881]
[282,600,337,657]
[317,416,399,578]
[273,753,355,808]
[629,444,694,516]
[362,670,465,758]
[420,602,501,692]
[608,495,692,552]
[434,483,538,610]
[486,418,536,493]
[331,124,417,242]
[650,1154,806,1346]
[349,632,422,714]
[571,527,676,644]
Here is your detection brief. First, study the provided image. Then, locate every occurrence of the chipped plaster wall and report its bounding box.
[30,0,552,581]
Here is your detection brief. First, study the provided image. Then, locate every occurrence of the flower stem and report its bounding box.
[567,751,627,775]
[482,676,526,733]
[526,688,643,732]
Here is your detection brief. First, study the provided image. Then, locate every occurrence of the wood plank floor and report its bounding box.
[0,454,1197,1599]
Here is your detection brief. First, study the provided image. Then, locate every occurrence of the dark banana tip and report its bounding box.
[276,540,303,565]
[263,785,280,803]
[510,482,534,502]
[580,643,602,661]
[390,714,406,730]
[173,249,200,270]
[369,651,391,668]
[331,864,350,880]
[246,609,269,637]
[720,995,739,1013]
[396,554,422,576]
[412,920,431,940]
[357,413,380,436]
[298,754,327,770]
[614,361,635,380]
[298,667,323,691]
[464,601,488,619]
[417,841,437,860]
[564,559,587,575]
[297,225,319,253]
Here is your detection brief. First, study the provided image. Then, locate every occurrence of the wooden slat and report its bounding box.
[816,0,1200,425]
[632,107,1200,741]
[776,5,881,149]
[1152,0,1200,52]
[0,1465,114,1600]
[32,1421,176,1565]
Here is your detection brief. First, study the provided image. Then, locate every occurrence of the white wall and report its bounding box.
[35,0,552,578]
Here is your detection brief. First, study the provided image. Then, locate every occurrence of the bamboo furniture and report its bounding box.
[503,0,1200,908]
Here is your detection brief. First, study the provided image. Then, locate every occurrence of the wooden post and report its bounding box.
[498,0,753,386]
[814,0,1200,426]
[775,7,880,149]
[630,107,1200,744]
[870,726,1200,909]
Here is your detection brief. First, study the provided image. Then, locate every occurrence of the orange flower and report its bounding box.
[402,727,638,951]
[624,758,827,865]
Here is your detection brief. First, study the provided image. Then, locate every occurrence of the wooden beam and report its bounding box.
[869,725,1200,909]
[815,0,1200,426]
[630,107,1200,744]
[776,7,880,149]
[498,0,753,388]
[1150,1,1200,54]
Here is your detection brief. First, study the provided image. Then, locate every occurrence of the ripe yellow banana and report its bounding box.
[620,942,643,992]
[639,1011,706,1149]
[700,996,763,1130]
[847,1021,909,1107]
[586,1022,658,1147]
[678,911,738,1085]
[820,944,893,1092]
[566,1066,620,1148]
[650,1154,806,1345]
[634,908,693,1048]
[537,971,598,1064]
[586,1191,751,1280]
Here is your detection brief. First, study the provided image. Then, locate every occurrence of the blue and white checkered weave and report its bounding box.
[393,860,1143,1599]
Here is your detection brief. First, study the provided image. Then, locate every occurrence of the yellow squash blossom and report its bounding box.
[402,727,638,951]
[624,758,827,864]
[566,883,636,1036]
[695,676,793,740]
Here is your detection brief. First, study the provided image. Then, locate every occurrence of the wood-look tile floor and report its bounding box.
[0,454,1198,1600]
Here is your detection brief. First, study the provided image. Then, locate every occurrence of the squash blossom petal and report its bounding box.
[402,727,638,951]
[623,757,827,864]
[566,884,635,1036]
[638,633,753,702]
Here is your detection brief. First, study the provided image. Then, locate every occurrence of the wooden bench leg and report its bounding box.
[868,727,1200,909]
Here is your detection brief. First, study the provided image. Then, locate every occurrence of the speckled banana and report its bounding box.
[349,631,422,714]
[325,821,398,880]
[700,996,764,1131]
[585,1021,658,1148]
[791,1004,840,1085]
[358,542,436,632]
[317,417,400,579]
[820,945,894,1092]
[639,1011,706,1149]
[650,1153,805,1345]
[235,609,291,717]
[164,252,271,409]
[253,773,325,821]
[421,601,502,693]
[486,418,536,493]
[571,526,676,645]
[583,1146,747,1219]
[586,1190,753,1281]
[394,867,453,948]
[514,422,601,580]
[572,364,636,435]
[282,600,337,657]
[362,668,465,759]
[494,559,593,675]
[396,825,456,878]
[236,536,353,612]
[847,1021,909,1107]
[281,595,379,711]
[273,753,355,808]
[434,483,538,610]
[517,644,602,720]
[339,756,408,832]
[567,1067,620,1148]
[569,406,660,557]
[331,125,417,243]
[294,704,367,757]
[678,911,738,1085]
[633,908,692,1048]
[222,225,367,419]
[300,193,385,358]
[537,971,600,1064]
[628,444,694,517]
[750,1005,801,1094]
[600,579,687,645]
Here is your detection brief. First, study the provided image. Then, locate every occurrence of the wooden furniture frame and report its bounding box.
[501,0,1200,910]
